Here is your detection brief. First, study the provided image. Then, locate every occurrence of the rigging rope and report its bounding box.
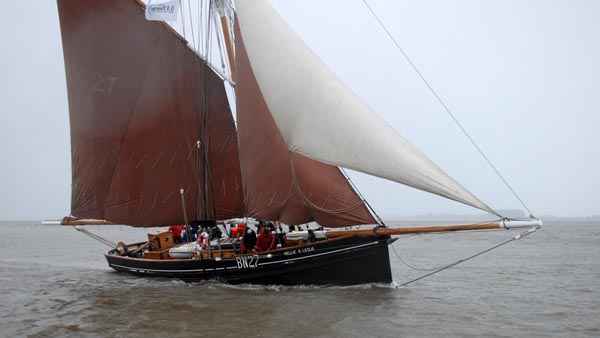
[340,167,386,227]
[203,1,218,220]
[75,226,117,248]
[394,226,539,287]
[391,244,438,272]
[360,0,535,218]
[178,0,187,41]
[389,219,503,271]
[198,0,204,56]
[186,0,196,51]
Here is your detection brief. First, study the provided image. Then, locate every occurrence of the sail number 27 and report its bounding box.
[236,255,259,269]
[92,72,119,95]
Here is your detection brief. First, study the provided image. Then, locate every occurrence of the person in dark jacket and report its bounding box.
[242,227,257,253]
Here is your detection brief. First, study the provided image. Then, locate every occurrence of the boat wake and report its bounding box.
[174,279,398,292]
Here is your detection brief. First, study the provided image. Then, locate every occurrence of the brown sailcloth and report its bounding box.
[234,21,376,227]
[57,0,244,226]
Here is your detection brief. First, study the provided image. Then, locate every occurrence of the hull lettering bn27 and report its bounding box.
[236,255,259,269]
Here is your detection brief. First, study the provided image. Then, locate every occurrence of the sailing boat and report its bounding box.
[56,0,541,285]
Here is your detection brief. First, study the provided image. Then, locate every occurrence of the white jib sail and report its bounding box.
[235,0,498,216]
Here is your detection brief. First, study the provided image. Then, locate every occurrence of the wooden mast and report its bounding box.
[216,0,236,82]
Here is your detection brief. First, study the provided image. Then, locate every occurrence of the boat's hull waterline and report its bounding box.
[105,236,396,286]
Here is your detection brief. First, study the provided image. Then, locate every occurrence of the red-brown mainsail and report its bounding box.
[57,0,244,226]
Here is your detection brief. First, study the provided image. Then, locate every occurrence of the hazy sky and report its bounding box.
[1,0,598,220]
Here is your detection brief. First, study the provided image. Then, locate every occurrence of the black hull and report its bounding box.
[105,236,396,286]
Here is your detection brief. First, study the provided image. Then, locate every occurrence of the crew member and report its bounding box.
[241,227,257,254]
[168,225,184,243]
[256,227,275,252]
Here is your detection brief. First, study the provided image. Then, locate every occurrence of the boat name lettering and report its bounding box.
[284,247,315,256]
[236,255,259,269]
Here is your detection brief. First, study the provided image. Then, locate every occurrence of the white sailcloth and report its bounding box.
[235,0,498,216]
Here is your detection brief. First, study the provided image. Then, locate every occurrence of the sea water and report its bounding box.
[0,220,598,338]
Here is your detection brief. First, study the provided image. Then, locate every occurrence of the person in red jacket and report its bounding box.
[256,227,275,252]
[168,225,184,243]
